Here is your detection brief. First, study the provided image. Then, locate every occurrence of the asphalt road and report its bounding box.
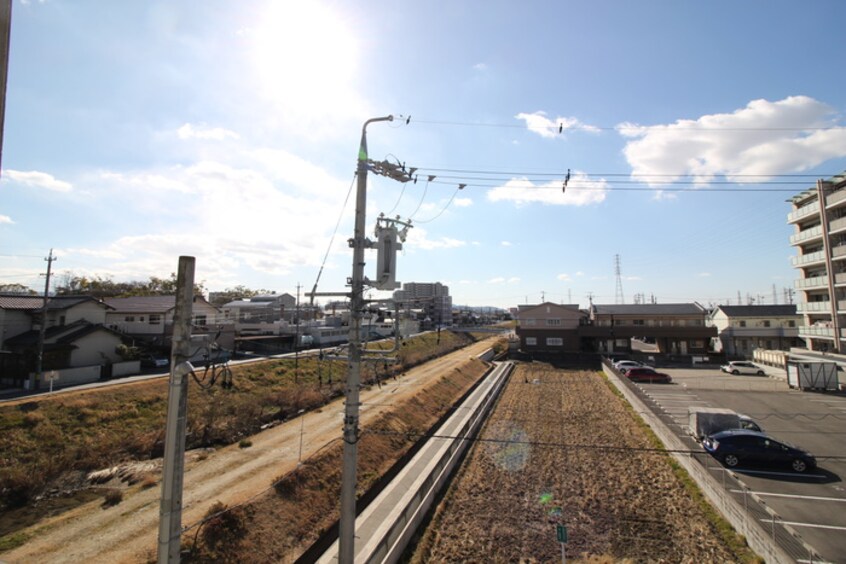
[639,366,846,563]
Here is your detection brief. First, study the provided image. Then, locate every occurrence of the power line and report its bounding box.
[410,118,844,132]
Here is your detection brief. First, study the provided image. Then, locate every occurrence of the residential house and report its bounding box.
[708,305,803,357]
[0,294,122,385]
[104,295,230,350]
[583,303,715,355]
[515,302,586,353]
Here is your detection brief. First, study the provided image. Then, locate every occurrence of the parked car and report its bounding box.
[625,367,672,384]
[140,354,169,369]
[614,360,645,373]
[721,361,765,376]
[702,429,816,473]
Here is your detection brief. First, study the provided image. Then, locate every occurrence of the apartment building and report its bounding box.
[393,282,452,327]
[788,171,846,352]
[708,305,802,357]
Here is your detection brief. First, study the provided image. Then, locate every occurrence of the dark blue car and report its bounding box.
[703,429,816,473]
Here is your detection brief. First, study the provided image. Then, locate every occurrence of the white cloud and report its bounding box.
[515,111,600,138]
[557,273,572,281]
[501,241,512,247]
[405,227,467,251]
[3,170,72,192]
[698,272,712,277]
[473,63,488,71]
[177,123,240,141]
[76,153,353,286]
[619,96,846,186]
[454,197,473,207]
[487,172,608,206]
[0,214,13,224]
[485,276,520,285]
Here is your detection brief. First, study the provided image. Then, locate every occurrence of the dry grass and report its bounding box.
[0,331,481,521]
[184,357,491,562]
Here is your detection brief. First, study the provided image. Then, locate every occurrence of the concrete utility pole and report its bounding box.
[0,0,11,177]
[157,256,195,564]
[338,115,394,564]
[32,249,56,390]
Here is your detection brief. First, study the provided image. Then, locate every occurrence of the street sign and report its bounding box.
[556,524,567,543]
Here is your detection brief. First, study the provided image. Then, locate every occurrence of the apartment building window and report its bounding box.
[546,319,561,326]
[739,320,746,327]
[633,319,644,326]
[546,337,563,346]
[762,321,771,327]
[194,314,207,326]
[125,316,135,322]
[525,337,537,345]
[524,318,536,326]
[788,320,796,327]
[149,314,161,325]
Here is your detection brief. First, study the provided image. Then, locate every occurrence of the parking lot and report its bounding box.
[637,367,846,563]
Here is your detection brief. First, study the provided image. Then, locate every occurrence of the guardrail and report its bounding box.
[602,361,807,564]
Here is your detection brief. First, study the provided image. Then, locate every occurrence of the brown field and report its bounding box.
[411,363,751,563]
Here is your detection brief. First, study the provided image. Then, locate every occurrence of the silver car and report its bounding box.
[721,361,765,376]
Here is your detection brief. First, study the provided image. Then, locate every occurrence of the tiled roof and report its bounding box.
[104,295,219,313]
[593,303,706,315]
[4,319,119,347]
[104,295,178,313]
[0,294,112,311]
[714,305,798,317]
[0,295,43,310]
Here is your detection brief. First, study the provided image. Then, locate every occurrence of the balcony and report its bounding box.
[792,250,827,267]
[829,216,846,234]
[836,273,846,286]
[789,225,824,245]
[799,326,835,339]
[795,275,829,290]
[797,301,832,313]
[788,200,820,223]
[826,189,846,209]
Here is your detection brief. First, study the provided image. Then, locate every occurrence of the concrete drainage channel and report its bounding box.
[602,362,819,564]
[305,358,514,564]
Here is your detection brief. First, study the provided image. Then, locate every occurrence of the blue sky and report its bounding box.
[2,0,846,309]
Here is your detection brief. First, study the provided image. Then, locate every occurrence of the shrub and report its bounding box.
[238,439,252,449]
[102,488,123,507]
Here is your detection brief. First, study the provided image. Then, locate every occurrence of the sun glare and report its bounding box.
[250,2,360,117]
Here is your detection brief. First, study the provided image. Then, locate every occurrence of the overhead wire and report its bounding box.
[409,118,843,132]
[309,172,357,303]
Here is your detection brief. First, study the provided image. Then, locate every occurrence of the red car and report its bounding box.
[625,367,672,383]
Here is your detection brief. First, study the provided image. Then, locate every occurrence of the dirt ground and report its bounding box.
[411,364,742,563]
[2,338,500,563]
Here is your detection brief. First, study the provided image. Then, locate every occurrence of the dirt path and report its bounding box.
[4,339,498,564]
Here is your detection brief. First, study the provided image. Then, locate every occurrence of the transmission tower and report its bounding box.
[614,254,625,304]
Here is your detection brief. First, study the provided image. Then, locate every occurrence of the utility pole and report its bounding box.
[157,256,195,564]
[32,249,56,390]
[0,0,11,177]
[295,282,301,379]
[338,115,395,564]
